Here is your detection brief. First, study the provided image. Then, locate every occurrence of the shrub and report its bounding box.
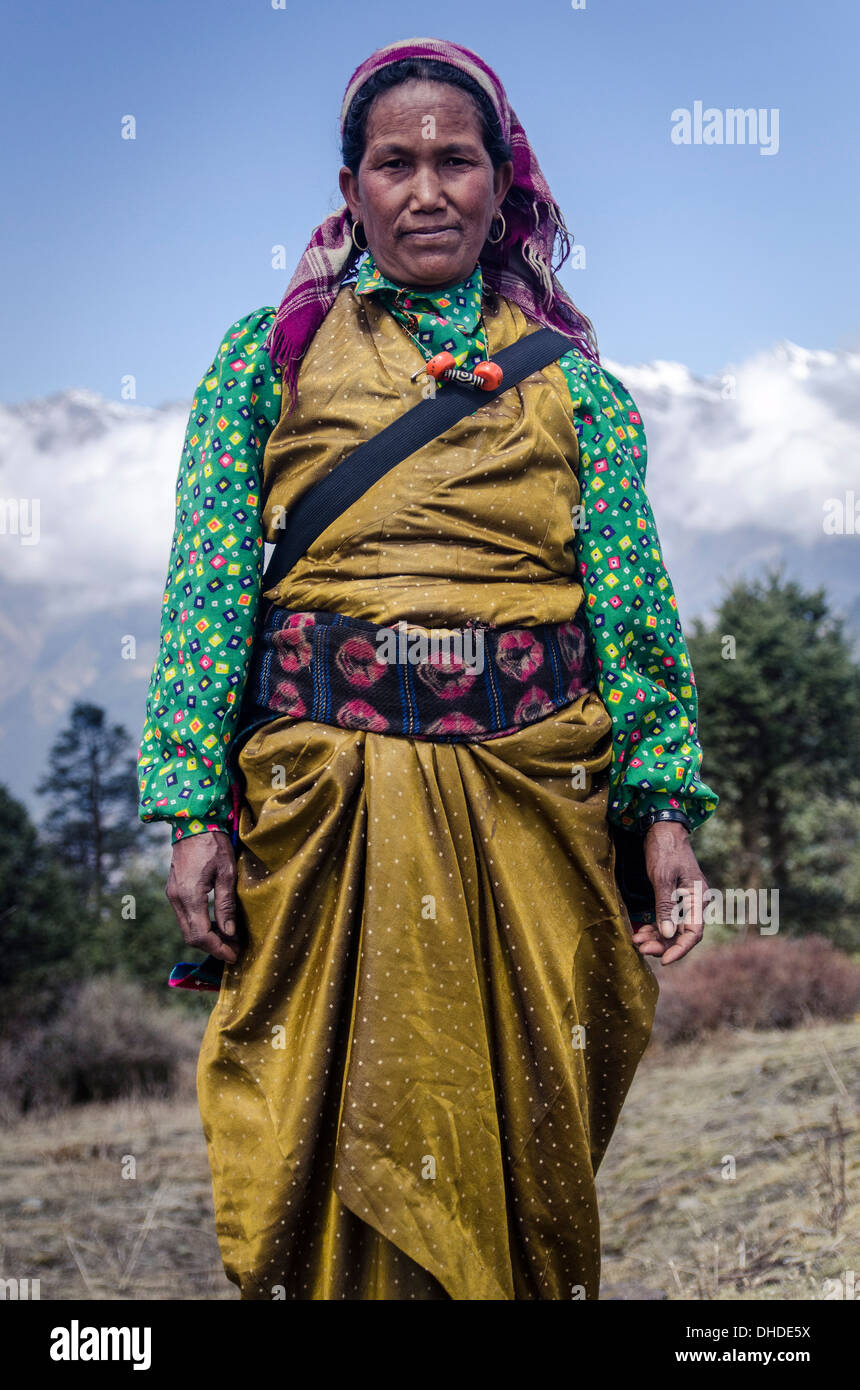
[0,974,204,1117]
[652,934,860,1046]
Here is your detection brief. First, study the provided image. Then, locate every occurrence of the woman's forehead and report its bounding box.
[363,80,482,139]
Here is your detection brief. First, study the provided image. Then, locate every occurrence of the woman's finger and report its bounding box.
[177,882,240,964]
[649,865,682,942]
[630,920,668,957]
[659,922,703,966]
[192,925,241,964]
[659,869,706,965]
[212,837,239,948]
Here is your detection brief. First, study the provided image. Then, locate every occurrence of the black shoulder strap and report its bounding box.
[262,326,573,590]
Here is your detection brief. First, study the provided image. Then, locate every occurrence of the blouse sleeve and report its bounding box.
[556,350,719,832]
[137,306,282,844]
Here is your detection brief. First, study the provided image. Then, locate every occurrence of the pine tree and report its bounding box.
[688,573,860,939]
[35,702,144,915]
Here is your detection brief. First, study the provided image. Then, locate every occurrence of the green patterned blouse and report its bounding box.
[138,255,718,843]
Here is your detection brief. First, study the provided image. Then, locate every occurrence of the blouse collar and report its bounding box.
[354,252,484,335]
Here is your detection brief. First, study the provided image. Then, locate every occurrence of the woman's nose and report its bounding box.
[408,167,446,210]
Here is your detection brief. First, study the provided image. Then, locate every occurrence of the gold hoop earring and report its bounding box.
[350,220,368,252]
[487,212,506,245]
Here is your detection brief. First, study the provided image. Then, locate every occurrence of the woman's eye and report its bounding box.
[379,156,471,169]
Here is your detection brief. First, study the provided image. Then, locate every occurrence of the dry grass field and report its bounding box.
[1,1019,856,1301]
[598,1020,859,1301]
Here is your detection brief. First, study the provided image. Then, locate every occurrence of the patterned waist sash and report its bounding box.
[230,601,594,772]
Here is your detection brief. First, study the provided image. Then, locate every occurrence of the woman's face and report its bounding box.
[339,80,514,291]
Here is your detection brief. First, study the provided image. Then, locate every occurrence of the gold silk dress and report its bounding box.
[196,284,660,1300]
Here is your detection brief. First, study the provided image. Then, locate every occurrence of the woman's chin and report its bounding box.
[390,244,474,289]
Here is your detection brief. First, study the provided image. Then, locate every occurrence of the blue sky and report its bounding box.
[2,0,857,406]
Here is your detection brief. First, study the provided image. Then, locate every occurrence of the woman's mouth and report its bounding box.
[402,227,459,240]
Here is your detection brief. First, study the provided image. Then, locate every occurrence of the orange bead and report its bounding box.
[473,361,503,391]
[425,351,456,380]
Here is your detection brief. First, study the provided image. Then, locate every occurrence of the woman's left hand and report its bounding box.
[633,821,708,965]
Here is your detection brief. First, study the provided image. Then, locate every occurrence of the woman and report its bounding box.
[138,37,717,1300]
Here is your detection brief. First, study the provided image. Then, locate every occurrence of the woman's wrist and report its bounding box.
[638,806,691,836]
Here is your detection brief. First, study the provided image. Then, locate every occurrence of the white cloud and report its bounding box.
[605,341,860,540]
[0,392,187,616]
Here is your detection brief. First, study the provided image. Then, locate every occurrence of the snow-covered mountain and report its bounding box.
[1,341,858,826]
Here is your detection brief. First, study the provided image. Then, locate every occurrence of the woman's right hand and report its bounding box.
[165,830,242,963]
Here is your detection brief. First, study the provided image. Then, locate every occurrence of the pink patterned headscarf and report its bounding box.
[265,36,598,408]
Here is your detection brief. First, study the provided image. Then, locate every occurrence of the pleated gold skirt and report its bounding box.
[197,687,658,1299]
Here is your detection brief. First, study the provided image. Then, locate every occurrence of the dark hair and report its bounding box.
[341,58,513,174]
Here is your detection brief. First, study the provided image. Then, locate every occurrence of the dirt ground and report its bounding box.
[1,1020,856,1301]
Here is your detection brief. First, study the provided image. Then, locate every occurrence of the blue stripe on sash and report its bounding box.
[543,625,565,704]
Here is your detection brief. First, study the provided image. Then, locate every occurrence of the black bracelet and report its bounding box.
[639,807,691,835]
